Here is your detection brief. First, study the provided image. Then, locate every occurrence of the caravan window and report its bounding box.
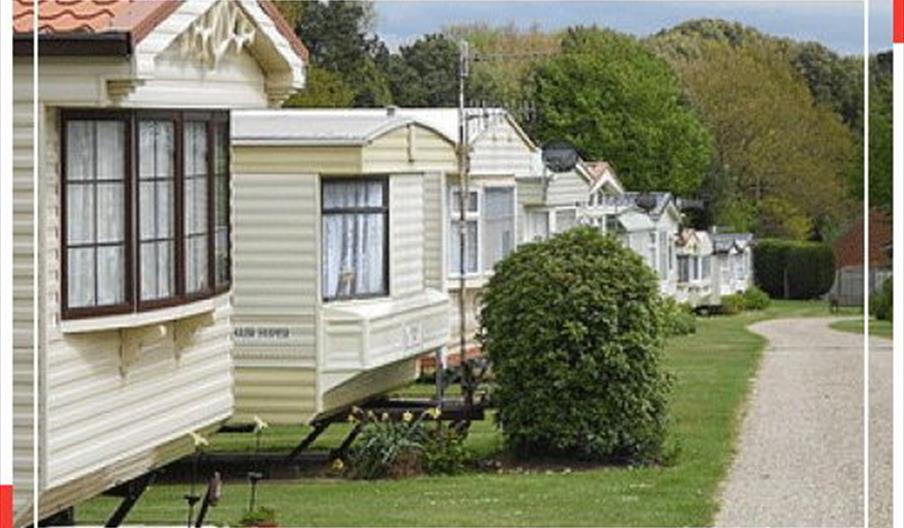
[321,178,389,301]
[554,208,577,233]
[483,187,515,271]
[449,186,480,276]
[61,110,231,319]
[678,256,690,282]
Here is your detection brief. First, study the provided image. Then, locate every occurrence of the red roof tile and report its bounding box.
[833,208,893,269]
[13,0,307,61]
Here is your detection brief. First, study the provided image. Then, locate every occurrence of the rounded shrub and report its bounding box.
[741,286,771,310]
[719,294,745,315]
[479,227,671,464]
[660,297,696,336]
[753,239,835,299]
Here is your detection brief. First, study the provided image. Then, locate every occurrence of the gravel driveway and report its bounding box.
[714,317,891,527]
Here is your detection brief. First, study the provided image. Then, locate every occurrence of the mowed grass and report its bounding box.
[76,300,837,527]
[830,318,893,340]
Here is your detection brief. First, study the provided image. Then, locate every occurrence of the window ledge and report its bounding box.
[60,296,223,334]
[447,275,489,290]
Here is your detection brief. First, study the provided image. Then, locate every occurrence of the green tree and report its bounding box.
[674,42,855,239]
[296,1,392,107]
[529,27,712,197]
[867,52,893,208]
[386,34,459,107]
[284,66,356,108]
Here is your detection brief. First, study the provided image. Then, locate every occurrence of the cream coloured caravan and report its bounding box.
[229,109,458,424]
[10,1,305,524]
[352,109,538,360]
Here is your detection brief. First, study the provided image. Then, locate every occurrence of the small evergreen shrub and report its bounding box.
[754,239,835,299]
[741,286,771,310]
[660,297,696,336]
[479,227,671,464]
[872,277,893,321]
[719,294,745,315]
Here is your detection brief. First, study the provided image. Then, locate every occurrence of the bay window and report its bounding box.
[321,178,389,301]
[61,110,231,319]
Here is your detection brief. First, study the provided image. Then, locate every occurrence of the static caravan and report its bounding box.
[10,1,305,524]
[229,109,458,424]
[360,109,536,360]
[711,232,755,296]
[591,192,682,297]
[674,229,719,307]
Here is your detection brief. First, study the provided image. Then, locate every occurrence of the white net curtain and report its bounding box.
[321,179,387,300]
[66,120,126,308]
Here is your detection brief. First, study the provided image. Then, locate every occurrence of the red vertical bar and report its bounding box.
[0,485,13,528]
[896,0,904,42]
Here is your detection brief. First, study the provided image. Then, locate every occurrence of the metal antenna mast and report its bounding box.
[457,40,474,415]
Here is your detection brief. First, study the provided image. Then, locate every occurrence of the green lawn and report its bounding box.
[829,318,893,339]
[75,300,839,527]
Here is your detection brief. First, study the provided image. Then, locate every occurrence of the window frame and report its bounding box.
[448,185,482,278]
[60,109,231,320]
[320,176,391,302]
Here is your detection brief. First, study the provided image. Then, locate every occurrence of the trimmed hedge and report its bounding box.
[753,239,835,299]
[479,227,671,464]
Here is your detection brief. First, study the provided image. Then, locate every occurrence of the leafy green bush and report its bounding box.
[754,239,835,299]
[719,294,745,315]
[741,286,771,310]
[479,227,671,464]
[346,408,464,479]
[422,425,469,476]
[660,297,696,336]
[239,507,277,527]
[872,277,893,321]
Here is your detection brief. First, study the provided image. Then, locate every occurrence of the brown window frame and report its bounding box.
[321,176,390,302]
[60,109,231,320]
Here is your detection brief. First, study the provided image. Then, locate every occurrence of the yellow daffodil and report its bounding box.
[429,407,442,419]
[381,412,390,421]
[253,415,269,433]
[402,411,413,423]
[189,432,209,448]
[331,458,345,471]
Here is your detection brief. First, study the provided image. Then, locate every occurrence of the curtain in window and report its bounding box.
[213,123,230,287]
[702,256,711,279]
[138,120,175,302]
[483,188,514,271]
[450,219,478,275]
[184,121,210,294]
[322,180,386,299]
[66,120,126,308]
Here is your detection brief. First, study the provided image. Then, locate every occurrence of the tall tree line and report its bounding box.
[274,2,888,241]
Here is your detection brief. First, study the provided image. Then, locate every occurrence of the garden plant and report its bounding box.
[479,227,672,464]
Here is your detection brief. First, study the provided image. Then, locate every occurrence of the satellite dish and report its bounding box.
[635,193,658,212]
[542,140,579,173]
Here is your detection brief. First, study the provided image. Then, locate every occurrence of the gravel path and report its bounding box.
[714,317,891,527]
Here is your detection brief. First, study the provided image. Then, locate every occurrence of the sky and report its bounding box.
[373,1,892,56]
